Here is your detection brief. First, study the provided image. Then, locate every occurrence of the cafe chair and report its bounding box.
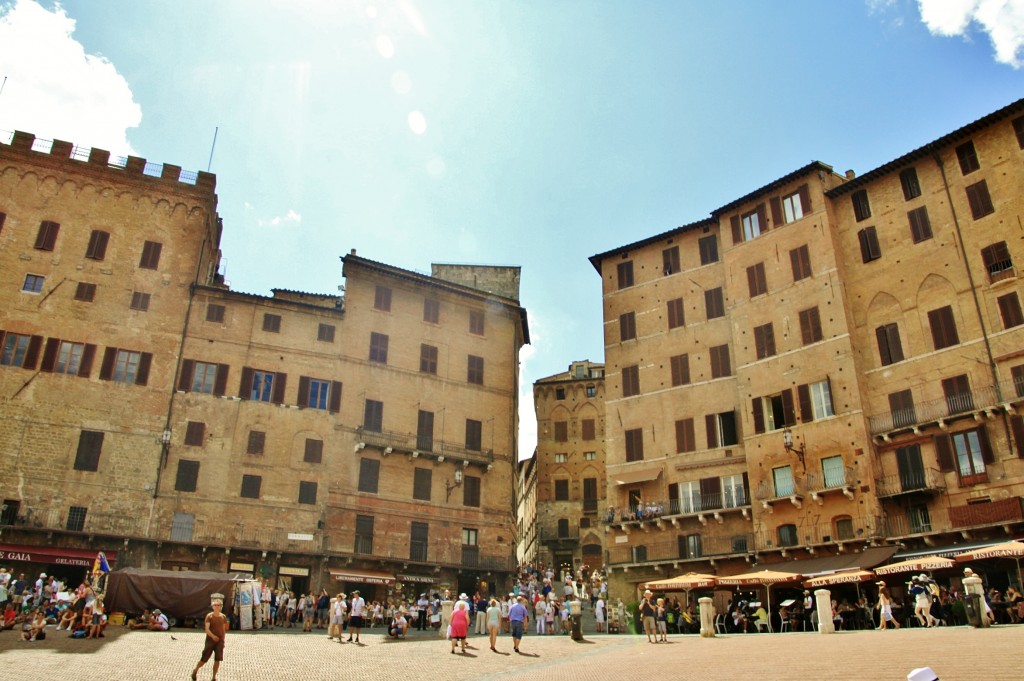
[778,618,791,633]
[714,613,727,634]
[755,619,771,633]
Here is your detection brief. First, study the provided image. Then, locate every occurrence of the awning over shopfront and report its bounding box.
[893,540,1019,561]
[0,543,117,569]
[396,574,436,584]
[761,545,898,578]
[329,568,396,585]
[611,468,662,485]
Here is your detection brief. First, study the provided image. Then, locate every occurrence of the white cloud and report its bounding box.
[918,0,1024,67]
[0,0,141,154]
[258,209,302,228]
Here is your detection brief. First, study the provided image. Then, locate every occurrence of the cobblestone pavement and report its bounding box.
[1,624,1021,681]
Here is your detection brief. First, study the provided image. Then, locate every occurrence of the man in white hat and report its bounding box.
[640,589,657,642]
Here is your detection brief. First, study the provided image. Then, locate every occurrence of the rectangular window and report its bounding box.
[246,430,265,455]
[584,451,596,461]
[666,297,685,329]
[709,344,731,378]
[616,261,634,289]
[698,235,718,265]
[582,419,596,440]
[790,245,812,281]
[374,285,392,311]
[363,399,384,432]
[942,374,974,415]
[799,307,823,345]
[306,378,332,410]
[755,390,795,433]
[624,428,644,462]
[676,481,700,514]
[206,303,225,323]
[662,246,680,275]
[22,274,44,293]
[74,282,96,302]
[951,428,989,484]
[781,190,805,223]
[317,323,335,343]
[554,453,567,464]
[413,468,432,501]
[419,344,438,374]
[423,298,440,323]
[966,180,995,219]
[170,512,195,542]
[956,141,980,175]
[889,389,917,429]
[184,421,205,446]
[675,418,695,453]
[809,379,835,419]
[670,353,690,386]
[248,370,276,402]
[358,458,380,494]
[1013,364,1024,398]
[908,206,932,243]
[102,348,151,385]
[369,332,389,363]
[262,313,281,333]
[753,323,776,360]
[928,305,960,350]
[53,341,86,375]
[1,333,39,368]
[465,418,483,451]
[772,466,795,497]
[463,475,481,507]
[469,310,485,335]
[554,421,568,442]
[240,474,262,499]
[85,230,109,260]
[139,240,162,269]
[851,190,871,221]
[34,220,60,251]
[705,287,725,319]
[858,226,881,262]
[304,438,323,463]
[73,430,104,471]
[899,167,922,201]
[416,410,434,451]
[186,361,218,394]
[621,365,640,397]
[981,241,1014,282]
[66,506,87,532]
[741,208,762,240]
[129,291,151,311]
[355,515,374,553]
[467,355,484,385]
[619,311,636,341]
[722,474,747,508]
[175,460,200,492]
[410,521,429,561]
[747,262,767,298]
[298,481,317,505]
[999,292,1024,329]
[554,479,569,501]
[876,323,904,365]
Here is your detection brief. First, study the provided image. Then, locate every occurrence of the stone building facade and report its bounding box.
[0,131,529,602]
[589,97,1024,597]
[532,360,606,574]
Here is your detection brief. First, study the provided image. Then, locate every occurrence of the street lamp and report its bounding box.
[783,426,805,469]
[445,468,464,502]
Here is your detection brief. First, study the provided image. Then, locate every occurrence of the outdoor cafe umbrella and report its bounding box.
[642,572,718,606]
[804,569,876,602]
[717,569,803,622]
[955,540,1024,588]
[873,555,954,576]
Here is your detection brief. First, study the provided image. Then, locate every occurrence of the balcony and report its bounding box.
[753,516,882,553]
[538,528,580,547]
[868,381,1021,436]
[875,468,946,499]
[755,478,806,511]
[355,427,494,468]
[602,492,751,530]
[949,497,1024,529]
[606,533,754,567]
[805,465,856,503]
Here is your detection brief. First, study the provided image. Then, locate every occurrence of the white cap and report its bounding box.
[907,668,938,681]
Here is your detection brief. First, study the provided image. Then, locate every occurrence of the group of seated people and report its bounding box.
[604,502,667,524]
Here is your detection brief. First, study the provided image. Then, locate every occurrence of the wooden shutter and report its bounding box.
[730,215,741,244]
[795,184,810,213]
[178,359,195,391]
[756,203,767,232]
[78,344,96,378]
[977,426,995,465]
[700,477,721,510]
[934,434,954,472]
[40,338,60,372]
[876,326,893,365]
[770,196,784,226]
[99,347,117,380]
[213,364,229,396]
[781,389,796,426]
[1011,416,1024,458]
[239,367,254,399]
[272,372,287,404]
[705,414,718,448]
[22,335,43,370]
[297,376,310,408]
[135,352,152,386]
[797,383,813,423]
[329,381,342,413]
[752,397,764,434]
[582,419,595,440]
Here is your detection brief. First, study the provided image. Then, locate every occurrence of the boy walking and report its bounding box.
[192,595,228,681]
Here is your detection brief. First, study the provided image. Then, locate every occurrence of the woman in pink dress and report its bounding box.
[449,599,470,654]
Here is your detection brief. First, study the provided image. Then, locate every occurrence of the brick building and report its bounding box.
[0,130,529,602]
[588,97,1024,598]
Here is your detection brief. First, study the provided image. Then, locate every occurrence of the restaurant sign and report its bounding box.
[0,543,117,569]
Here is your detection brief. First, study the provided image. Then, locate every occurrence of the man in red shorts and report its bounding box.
[192,596,227,681]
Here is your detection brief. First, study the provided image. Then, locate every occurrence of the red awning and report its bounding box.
[329,568,395,585]
[0,543,117,569]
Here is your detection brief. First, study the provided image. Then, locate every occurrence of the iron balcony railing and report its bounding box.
[868,380,1022,435]
[875,468,946,498]
[805,465,856,493]
[606,533,754,566]
[602,491,750,524]
[355,426,494,466]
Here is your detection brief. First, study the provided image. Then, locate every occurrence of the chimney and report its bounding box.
[845,170,856,180]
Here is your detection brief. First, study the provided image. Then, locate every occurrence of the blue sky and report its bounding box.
[1,0,1022,459]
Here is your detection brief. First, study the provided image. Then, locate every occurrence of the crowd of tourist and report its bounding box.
[0,567,115,641]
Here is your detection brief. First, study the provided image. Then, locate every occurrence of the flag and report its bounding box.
[93,552,110,574]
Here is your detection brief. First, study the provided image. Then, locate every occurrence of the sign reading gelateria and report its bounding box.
[0,543,117,568]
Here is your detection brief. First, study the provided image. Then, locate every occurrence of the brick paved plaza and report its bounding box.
[1,623,1020,680]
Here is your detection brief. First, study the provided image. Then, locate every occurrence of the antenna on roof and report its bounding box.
[207,126,219,172]
[0,76,7,100]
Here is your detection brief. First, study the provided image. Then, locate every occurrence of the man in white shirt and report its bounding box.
[389,612,408,638]
[148,609,170,631]
[329,593,347,641]
[348,590,365,643]
[416,593,429,631]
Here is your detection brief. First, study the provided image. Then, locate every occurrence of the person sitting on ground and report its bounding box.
[388,611,408,639]
[129,609,152,630]
[149,608,170,631]
[21,609,47,641]
[57,606,78,631]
